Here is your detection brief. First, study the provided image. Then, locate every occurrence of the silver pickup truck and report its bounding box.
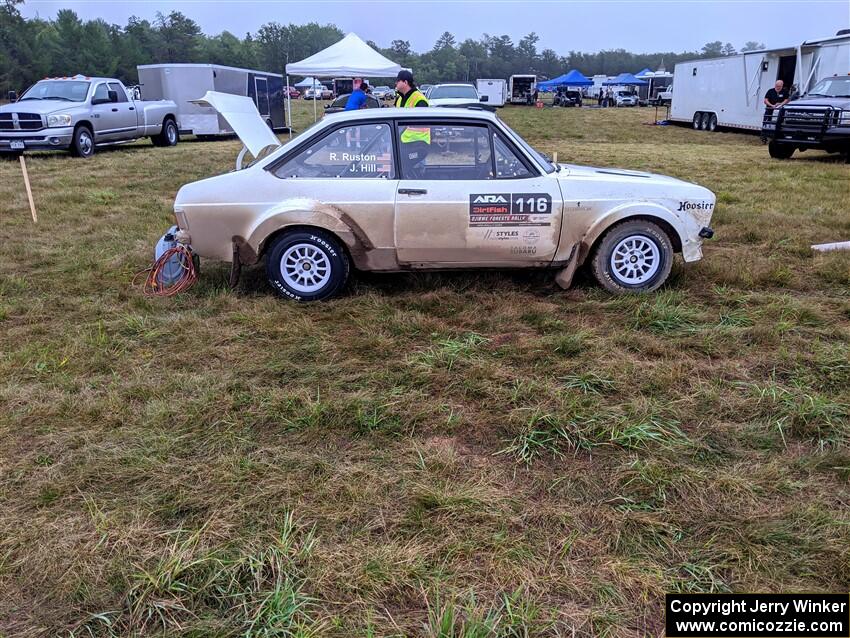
[1,75,179,158]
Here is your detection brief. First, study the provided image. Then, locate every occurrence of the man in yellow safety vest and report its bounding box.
[394,70,429,108]
[394,71,431,175]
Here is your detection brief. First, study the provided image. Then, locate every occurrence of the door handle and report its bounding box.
[111,108,118,112]
[129,107,135,111]
[398,188,427,195]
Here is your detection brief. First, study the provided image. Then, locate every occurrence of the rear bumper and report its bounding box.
[0,127,74,152]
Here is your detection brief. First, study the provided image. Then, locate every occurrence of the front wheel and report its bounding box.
[692,112,702,129]
[591,220,674,293]
[265,230,349,302]
[71,125,95,158]
[768,141,795,159]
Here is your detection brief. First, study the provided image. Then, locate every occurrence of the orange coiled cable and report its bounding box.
[140,245,198,297]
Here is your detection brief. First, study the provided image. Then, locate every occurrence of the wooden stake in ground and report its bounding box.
[19,155,37,223]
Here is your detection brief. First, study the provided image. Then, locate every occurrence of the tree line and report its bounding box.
[1,0,767,95]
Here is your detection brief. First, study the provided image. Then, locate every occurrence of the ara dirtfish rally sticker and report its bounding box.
[469,193,552,227]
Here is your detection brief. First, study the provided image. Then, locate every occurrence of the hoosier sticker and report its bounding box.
[469,193,553,227]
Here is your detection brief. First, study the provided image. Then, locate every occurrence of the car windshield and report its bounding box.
[20,80,90,102]
[806,76,850,98]
[429,85,478,99]
[498,118,555,174]
[617,91,632,97]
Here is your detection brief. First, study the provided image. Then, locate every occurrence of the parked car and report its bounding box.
[166,106,716,302]
[762,75,850,160]
[371,85,393,100]
[553,88,582,107]
[286,87,301,99]
[615,91,639,107]
[324,93,383,114]
[650,85,673,106]
[426,84,489,107]
[419,84,433,94]
[1,75,179,157]
[303,87,332,100]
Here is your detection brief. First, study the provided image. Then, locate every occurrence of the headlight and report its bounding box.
[47,114,72,127]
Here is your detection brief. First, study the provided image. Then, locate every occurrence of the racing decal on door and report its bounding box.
[469,193,552,227]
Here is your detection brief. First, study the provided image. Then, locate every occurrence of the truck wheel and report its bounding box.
[768,141,795,159]
[692,112,702,129]
[153,118,179,147]
[706,113,717,131]
[265,229,349,302]
[591,220,674,294]
[71,125,95,158]
[699,112,712,130]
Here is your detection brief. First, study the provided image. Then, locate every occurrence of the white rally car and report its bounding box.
[169,94,715,301]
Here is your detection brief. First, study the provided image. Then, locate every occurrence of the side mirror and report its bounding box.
[479,95,489,102]
[7,90,17,103]
[108,90,118,103]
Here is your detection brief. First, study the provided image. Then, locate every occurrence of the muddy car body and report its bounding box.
[172,107,715,301]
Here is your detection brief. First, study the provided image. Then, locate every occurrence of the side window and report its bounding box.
[493,133,532,179]
[108,82,128,103]
[397,123,492,180]
[92,83,109,103]
[273,123,395,179]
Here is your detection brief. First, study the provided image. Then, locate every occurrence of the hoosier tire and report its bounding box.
[591,220,674,294]
[265,230,349,302]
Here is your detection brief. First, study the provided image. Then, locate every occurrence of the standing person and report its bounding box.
[344,78,368,111]
[764,79,790,115]
[597,90,603,107]
[762,79,790,139]
[394,70,429,107]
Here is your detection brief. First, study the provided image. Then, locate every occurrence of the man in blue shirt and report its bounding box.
[345,79,368,111]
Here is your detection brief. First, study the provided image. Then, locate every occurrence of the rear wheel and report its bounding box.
[768,141,795,159]
[700,112,712,130]
[152,118,179,147]
[707,113,717,131]
[692,112,702,129]
[591,220,674,294]
[71,125,95,158]
[266,230,349,302]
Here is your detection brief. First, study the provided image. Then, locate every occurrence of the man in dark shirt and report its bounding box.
[344,78,368,111]
[764,80,790,113]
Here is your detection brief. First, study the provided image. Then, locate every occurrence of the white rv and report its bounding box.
[508,75,537,104]
[669,32,850,131]
[476,79,507,106]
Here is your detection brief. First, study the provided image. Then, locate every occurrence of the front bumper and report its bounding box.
[761,124,850,145]
[0,127,74,152]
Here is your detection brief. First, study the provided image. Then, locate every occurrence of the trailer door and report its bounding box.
[255,77,271,117]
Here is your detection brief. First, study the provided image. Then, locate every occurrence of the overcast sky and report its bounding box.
[20,0,849,54]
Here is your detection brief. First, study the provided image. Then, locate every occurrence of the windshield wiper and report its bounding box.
[18,97,41,101]
[806,93,827,97]
[43,96,73,101]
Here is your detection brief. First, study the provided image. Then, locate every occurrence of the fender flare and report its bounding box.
[242,204,371,266]
[579,202,690,262]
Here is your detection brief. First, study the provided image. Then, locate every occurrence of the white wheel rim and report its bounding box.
[80,131,92,154]
[167,124,176,143]
[610,235,661,285]
[280,243,332,293]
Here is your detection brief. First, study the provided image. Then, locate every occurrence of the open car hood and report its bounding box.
[190,91,281,158]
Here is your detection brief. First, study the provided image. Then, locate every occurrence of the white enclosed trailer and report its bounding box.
[137,64,288,136]
[476,79,507,106]
[669,33,850,131]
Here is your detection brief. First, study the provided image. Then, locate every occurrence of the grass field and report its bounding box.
[1,101,849,637]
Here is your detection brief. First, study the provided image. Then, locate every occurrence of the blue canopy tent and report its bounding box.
[635,68,652,78]
[538,69,593,91]
[603,72,648,86]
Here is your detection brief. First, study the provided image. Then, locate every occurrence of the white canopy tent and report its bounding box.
[285,33,407,127]
[293,76,322,88]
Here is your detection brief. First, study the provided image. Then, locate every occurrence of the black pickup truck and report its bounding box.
[762,75,850,160]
